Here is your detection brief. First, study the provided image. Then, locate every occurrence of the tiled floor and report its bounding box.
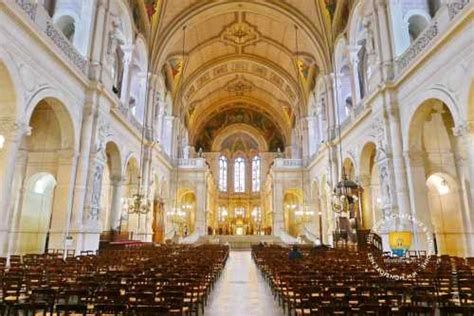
[205,251,284,316]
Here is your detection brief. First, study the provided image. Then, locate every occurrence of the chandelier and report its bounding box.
[125,193,151,215]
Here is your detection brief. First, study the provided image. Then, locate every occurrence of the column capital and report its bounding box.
[452,121,473,137]
[0,118,31,141]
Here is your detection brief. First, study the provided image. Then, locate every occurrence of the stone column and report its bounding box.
[89,0,109,81]
[373,0,395,82]
[7,149,28,256]
[48,150,79,251]
[70,104,96,231]
[0,120,30,256]
[453,122,474,256]
[162,116,175,156]
[108,176,124,232]
[155,103,165,142]
[386,105,411,214]
[272,178,284,237]
[119,46,134,106]
[195,176,207,235]
[358,174,372,229]
[306,116,319,156]
[404,150,432,250]
[349,46,362,104]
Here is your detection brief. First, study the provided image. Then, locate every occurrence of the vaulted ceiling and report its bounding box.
[149,0,335,152]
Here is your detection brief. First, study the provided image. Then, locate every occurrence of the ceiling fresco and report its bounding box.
[147,0,340,154]
[194,108,285,152]
[220,133,259,153]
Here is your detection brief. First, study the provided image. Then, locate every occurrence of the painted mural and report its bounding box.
[195,108,285,152]
[220,133,259,153]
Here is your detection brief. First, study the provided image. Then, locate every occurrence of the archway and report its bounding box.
[13,98,75,254]
[407,99,469,256]
[121,157,140,239]
[426,173,464,255]
[359,142,382,229]
[99,142,122,239]
[283,190,303,238]
[342,157,355,180]
[179,191,196,237]
[0,60,17,118]
[17,173,56,254]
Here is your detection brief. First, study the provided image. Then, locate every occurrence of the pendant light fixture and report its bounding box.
[124,39,153,216]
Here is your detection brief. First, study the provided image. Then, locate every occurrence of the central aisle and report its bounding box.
[206,251,284,316]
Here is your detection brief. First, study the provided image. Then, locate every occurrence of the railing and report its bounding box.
[396,0,470,75]
[14,0,89,76]
[396,22,439,72]
[176,158,207,169]
[273,158,303,168]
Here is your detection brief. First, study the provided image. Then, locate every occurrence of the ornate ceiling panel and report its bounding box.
[194,108,285,153]
[151,0,333,152]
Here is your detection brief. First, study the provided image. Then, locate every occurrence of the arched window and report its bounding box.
[252,156,261,192]
[408,15,430,42]
[234,157,246,193]
[55,15,75,41]
[218,156,227,192]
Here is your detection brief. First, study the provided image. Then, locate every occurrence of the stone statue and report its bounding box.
[276,147,283,158]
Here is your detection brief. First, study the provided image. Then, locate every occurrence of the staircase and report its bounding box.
[204,235,285,250]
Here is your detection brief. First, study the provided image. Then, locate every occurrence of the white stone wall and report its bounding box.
[0,0,174,255]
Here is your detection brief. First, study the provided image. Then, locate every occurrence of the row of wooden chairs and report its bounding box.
[0,244,229,315]
[252,245,474,316]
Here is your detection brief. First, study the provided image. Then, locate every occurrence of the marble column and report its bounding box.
[195,177,207,235]
[162,116,175,156]
[48,149,79,251]
[349,46,362,105]
[373,0,394,82]
[306,116,318,157]
[108,176,124,232]
[272,178,284,237]
[404,150,432,251]
[70,105,96,231]
[119,46,134,106]
[89,0,109,81]
[0,120,30,256]
[6,149,28,256]
[453,122,474,256]
[387,105,411,214]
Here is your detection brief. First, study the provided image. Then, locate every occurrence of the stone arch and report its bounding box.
[404,10,431,42]
[359,142,381,229]
[12,96,77,254]
[16,172,57,254]
[403,89,462,150]
[177,189,197,236]
[406,98,471,256]
[283,189,304,238]
[99,141,123,233]
[25,89,79,150]
[211,124,269,152]
[342,156,356,180]
[468,80,474,122]
[0,53,21,119]
[54,14,76,41]
[121,155,141,239]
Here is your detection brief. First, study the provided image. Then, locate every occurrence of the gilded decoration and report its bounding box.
[220,21,261,47]
[220,133,259,153]
[224,76,255,95]
[195,108,285,152]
